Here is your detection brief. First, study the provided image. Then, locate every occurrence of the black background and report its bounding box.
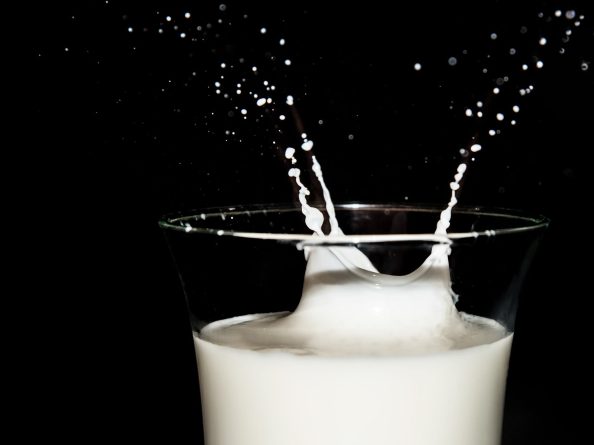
[27,0,592,443]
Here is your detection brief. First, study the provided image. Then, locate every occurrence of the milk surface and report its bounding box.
[196,328,511,445]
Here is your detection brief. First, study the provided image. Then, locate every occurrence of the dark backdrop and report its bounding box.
[28,1,592,443]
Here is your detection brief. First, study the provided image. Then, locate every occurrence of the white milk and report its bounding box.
[196,326,511,445]
[194,243,513,445]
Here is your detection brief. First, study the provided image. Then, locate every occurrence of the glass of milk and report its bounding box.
[160,204,548,445]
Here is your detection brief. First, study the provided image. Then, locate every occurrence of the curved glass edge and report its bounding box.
[158,203,550,244]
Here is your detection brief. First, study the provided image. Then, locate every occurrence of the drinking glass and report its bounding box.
[160,204,548,445]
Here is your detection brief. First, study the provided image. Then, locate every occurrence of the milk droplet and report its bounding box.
[284,59,292,66]
[496,113,504,121]
[128,27,133,32]
[184,12,191,19]
[477,111,483,118]
[414,63,422,71]
[511,120,517,125]
[489,129,496,136]
[555,10,562,17]
[465,109,473,117]
[219,4,227,12]
[256,98,266,106]
[477,101,483,108]
[448,57,458,66]
[522,64,529,71]
[301,140,314,151]
[166,16,172,22]
[180,32,186,38]
[279,115,286,120]
[221,63,226,68]
[490,32,498,40]
[536,60,544,69]
[280,38,286,46]
[470,144,482,152]
[252,66,258,72]
[493,87,500,94]
[539,37,547,45]
[240,109,247,115]
[260,27,267,34]
[513,105,520,113]
[285,147,295,159]
[565,10,576,20]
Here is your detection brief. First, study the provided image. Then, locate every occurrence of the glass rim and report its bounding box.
[158,202,549,244]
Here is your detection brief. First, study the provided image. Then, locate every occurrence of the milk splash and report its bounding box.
[119,4,585,348]
[283,7,587,347]
[196,6,587,356]
[121,4,583,341]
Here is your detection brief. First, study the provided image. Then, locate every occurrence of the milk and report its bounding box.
[196,325,511,445]
[193,243,513,445]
